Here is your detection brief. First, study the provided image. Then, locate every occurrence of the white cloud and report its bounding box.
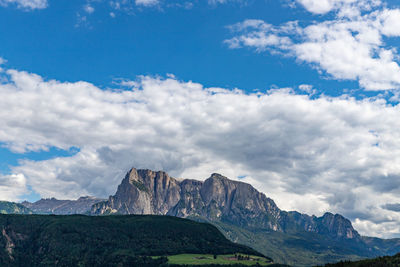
[208,0,246,4]
[0,173,28,201]
[378,8,400,36]
[296,0,337,14]
[295,0,381,16]
[108,0,244,11]
[225,4,400,91]
[84,4,95,14]
[225,20,295,51]
[0,0,47,10]
[1,67,400,237]
[135,0,159,7]
[298,84,315,94]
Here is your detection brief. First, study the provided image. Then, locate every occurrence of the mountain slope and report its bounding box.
[207,219,367,266]
[361,236,400,256]
[91,168,398,266]
[0,201,32,215]
[21,196,105,215]
[0,214,265,267]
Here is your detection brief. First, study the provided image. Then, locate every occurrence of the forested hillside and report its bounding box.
[0,214,266,266]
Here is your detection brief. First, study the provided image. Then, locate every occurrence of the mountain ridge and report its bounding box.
[22,196,105,215]
[92,168,359,241]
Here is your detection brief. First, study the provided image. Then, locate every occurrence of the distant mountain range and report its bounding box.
[2,167,399,266]
[21,196,105,215]
[0,201,32,215]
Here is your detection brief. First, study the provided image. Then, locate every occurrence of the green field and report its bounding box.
[165,253,273,266]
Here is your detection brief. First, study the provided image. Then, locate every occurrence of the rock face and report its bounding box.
[168,173,282,231]
[317,212,361,240]
[22,196,105,215]
[92,169,181,215]
[91,168,359,241]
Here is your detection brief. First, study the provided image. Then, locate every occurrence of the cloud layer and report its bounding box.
[1,67,400,237]
[226,1,400,91]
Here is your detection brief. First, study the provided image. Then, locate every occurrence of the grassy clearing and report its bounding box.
[164,253,273,266]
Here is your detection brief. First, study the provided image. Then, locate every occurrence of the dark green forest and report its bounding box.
[322,253,400,267]
[0,214,266,266]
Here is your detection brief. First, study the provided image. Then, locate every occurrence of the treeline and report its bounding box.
[168,264,290,267]
[322,253,400,267]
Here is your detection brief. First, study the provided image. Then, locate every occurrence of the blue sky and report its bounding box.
[0,0,366,93]
[2,0,400,238]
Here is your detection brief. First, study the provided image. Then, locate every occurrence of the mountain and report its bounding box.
[0,201,32,215]
[91,168,400,266]
[92,169,360,240]
[21,196,105,215]
[0,214,267,267]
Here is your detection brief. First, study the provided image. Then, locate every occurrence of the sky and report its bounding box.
[1,0,400,238]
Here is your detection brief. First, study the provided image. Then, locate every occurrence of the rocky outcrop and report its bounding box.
[2,228,15,260]
[91,169,181,215]
[22,196,105,215]
[317,212,361,240]
[91,168,359,241]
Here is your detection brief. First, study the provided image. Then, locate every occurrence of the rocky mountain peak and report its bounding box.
[124,168,173,189]
[319,212,361,240]
[209,173,228,179]
[93,168,181,215]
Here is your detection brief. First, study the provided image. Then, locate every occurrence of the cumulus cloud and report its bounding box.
[1,67,400,237]
[0,0,47,10]
[84,4,95,14]
[226,1,400,91]
[295,0,381,16]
